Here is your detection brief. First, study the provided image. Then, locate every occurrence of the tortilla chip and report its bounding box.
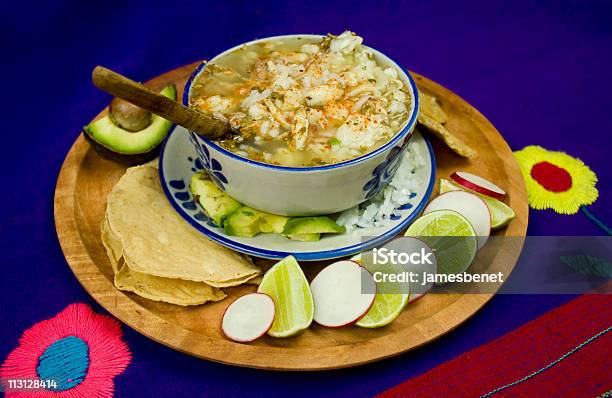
[114,258,226,306]
[418,113,477,159]
[417,91,476,159]
[106,165,261,287]
[143,157,159,169]
[419,91,448,124]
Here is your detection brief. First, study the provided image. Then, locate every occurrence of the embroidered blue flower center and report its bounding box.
[37,336,89,391]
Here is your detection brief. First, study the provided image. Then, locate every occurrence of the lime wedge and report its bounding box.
[354,250,410,328]
[440,178,515,229]
[405,210,477,277]
[356,287,409,328]
[257,256,314,337]
[485,196,516,229]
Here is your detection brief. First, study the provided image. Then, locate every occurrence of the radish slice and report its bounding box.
[451,171,506,200]
[424,191,491,250]
[222,293,275,342]
[379,238,437,303]
[351,252,427,302]
[409,293,427,303]
[310,260,376,328]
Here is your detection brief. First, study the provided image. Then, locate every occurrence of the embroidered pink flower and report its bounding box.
[1,303,131,397]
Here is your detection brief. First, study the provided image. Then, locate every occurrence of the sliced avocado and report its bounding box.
[223,206,291,237]
[84,85,176,155]
[286,233,321,242]
[190,172,241,226]
[282,216,346,236]
[223,206,265,237]
[260,213,290,234]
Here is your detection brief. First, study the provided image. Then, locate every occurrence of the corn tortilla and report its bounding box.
[102,214,227,305]
[113,257,226,306]
[106,165,261,287]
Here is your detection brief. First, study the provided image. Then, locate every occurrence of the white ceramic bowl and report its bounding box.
[183,34,420,216]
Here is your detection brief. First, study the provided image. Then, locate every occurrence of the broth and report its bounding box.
[190,31,412,167]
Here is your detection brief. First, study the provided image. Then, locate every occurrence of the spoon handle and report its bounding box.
[92,66,230,140]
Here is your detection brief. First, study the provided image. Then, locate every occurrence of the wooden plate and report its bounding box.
[54,62,528,371]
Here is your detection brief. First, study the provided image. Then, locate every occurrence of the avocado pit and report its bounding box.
[109,97,152,132]
[83,85,177,159]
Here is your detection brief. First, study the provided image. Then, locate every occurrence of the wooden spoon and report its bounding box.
[92,66,231,140]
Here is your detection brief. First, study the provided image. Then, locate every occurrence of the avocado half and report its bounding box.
[83,85,176,162]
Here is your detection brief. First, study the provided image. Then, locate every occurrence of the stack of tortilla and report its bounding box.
[101,164,261,306]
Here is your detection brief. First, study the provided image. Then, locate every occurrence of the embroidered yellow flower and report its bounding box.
[514,146,598,215]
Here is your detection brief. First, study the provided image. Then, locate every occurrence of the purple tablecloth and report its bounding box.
[1,1,610,396]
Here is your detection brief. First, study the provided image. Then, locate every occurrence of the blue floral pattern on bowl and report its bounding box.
[159,127,435,261]
[188,132,228,190]
[363,145,408,199]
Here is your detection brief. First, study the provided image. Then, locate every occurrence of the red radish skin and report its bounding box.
[222,293,275,343]
[409,293,427,303]
[352,244,435,304]
[451,171,507,200]
[319,294,376,329]
[310,261,376,328]
[315,270,376,328]
[407,255,437,303]
[409,253,438,303]
[350,286,377,326]
[380,237,438,304]
[346,252,400,306]
[424,191,491,250]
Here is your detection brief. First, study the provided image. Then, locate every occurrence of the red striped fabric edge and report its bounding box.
[377,294,612,398]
